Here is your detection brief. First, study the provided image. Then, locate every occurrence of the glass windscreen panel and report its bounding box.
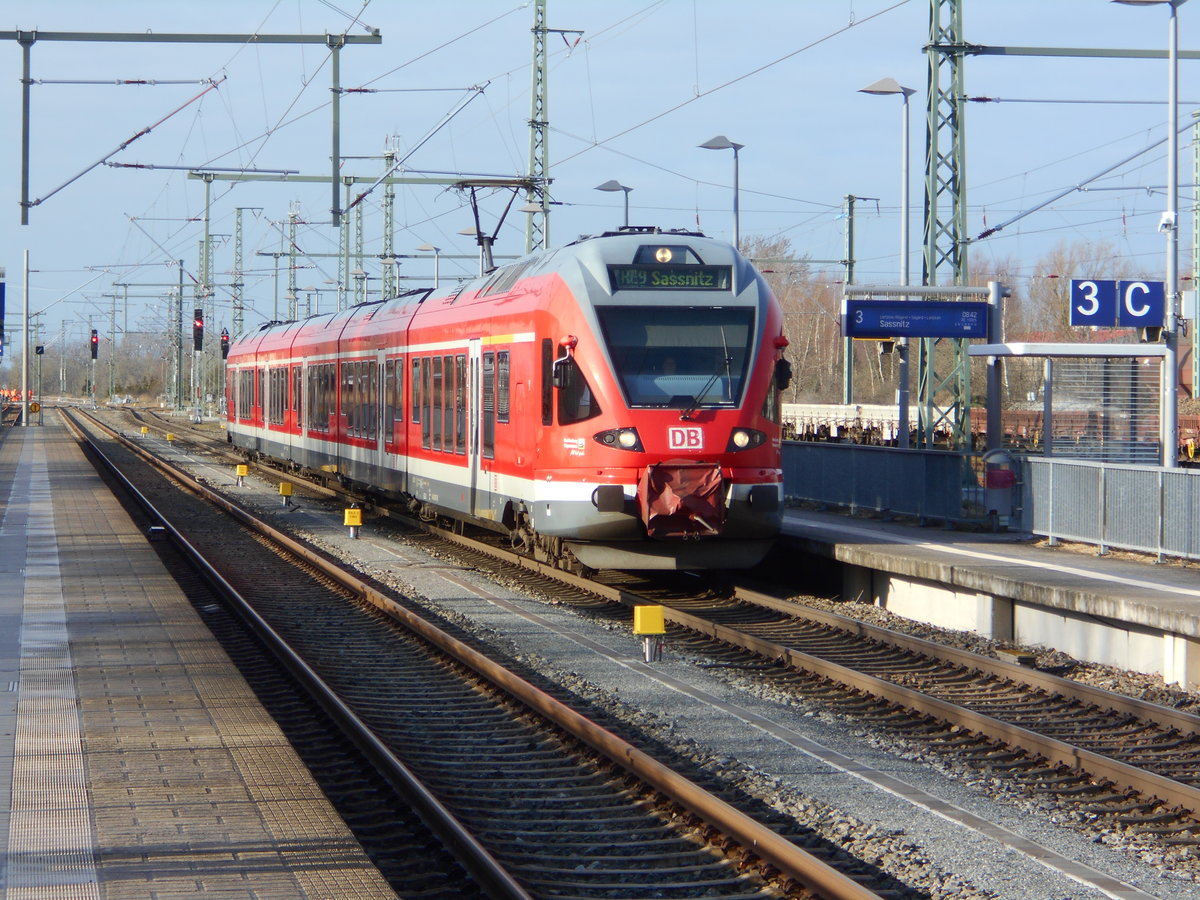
[597,306,754,409]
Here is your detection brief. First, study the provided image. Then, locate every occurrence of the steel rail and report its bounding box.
[732,585,1200,739]
[70,409,881,900]
[61,410,533,900]
[425,527,1200,815]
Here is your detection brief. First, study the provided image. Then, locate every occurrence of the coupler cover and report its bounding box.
[639,460,725,538]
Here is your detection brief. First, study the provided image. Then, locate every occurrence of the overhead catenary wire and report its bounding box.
[27,76,227,210]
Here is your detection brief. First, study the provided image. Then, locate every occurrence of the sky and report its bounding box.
[1,0,1197,358]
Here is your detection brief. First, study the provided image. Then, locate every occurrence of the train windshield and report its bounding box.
[597,306,754,409]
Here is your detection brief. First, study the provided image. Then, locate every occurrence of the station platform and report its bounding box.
[782,506,1200,690]
[0,424,397,899]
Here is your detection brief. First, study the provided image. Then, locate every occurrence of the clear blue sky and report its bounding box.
[0,1,1194,353]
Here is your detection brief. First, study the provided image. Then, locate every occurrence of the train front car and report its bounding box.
[533,230,789,570]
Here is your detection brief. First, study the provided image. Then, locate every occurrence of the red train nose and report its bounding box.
[638,461,725,538]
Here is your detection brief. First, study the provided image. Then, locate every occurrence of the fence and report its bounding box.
[781,440,1200,562]
[781,441,981,524]
[1023,457,1200,560]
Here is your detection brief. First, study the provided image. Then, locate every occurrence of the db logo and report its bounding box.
[668,426,702,450]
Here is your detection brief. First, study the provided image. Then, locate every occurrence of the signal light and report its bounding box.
[220,328,230,359]
[90,329,98,360]
[193,308,204,351]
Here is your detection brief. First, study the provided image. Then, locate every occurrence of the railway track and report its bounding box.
[87,405,1200,872]
[66,407,896,900]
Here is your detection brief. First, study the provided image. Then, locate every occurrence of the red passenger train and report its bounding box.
[225,228,791,570]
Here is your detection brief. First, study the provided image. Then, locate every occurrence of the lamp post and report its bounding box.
[416,244,442,290]
[594,180,633,228]
[860,77,917,449]
[698,135,744,248]
[1113,0,1186,467]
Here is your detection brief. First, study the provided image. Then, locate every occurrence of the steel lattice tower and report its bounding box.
[919,0,972,448]
[525,0,549,254]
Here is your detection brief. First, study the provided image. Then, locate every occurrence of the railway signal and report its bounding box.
[90,329,98,359]
[220,328,230,359]
[192,309,204,351]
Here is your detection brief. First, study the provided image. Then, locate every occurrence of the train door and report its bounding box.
[467,338,488,518]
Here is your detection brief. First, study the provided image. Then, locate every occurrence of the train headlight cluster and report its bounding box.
[594,427,643,452]
[726,428,766,451]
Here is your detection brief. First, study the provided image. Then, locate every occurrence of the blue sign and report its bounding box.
[843,299,989,340]
[1069,279,1164,327]
[1117,280,1165,327]
[1069,279,1116,326]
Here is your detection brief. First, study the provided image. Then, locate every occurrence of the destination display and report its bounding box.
[608,264,732,292]
[843,299,989,339]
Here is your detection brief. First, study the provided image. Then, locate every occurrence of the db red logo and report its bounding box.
[668,427,702,450]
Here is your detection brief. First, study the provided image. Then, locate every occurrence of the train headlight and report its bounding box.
[593,427,643,452]
[726,428,766,452]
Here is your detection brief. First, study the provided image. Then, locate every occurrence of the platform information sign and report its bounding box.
[843,299,989,339]
[1069,279,1165,328]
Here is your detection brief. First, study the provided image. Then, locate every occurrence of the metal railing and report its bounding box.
[781,441,982,525]
[782,440,1200,561]
[1022,457,1200,560]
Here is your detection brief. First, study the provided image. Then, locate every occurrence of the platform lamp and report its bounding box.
[415,244,441,290]
[595,180,633,228]
[860,77,917,450]
[698,136,744,248]
[1112,0,1186,467]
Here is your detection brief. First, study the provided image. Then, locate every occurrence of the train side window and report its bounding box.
[761,360,782,423]
[541,338,553,426]
[497,351,510,424]
[293,366,302,426]
[421,357,431,449]
[237,370,253,419]
[394,358,404,424]
[411,358,421,425]
[384,360,395,428]
[556,356,602,425]
[482,351,495,460]
[385,358,403,428]
[431,356,444,451]
[442,354,454,452]
[455,354,466,454]
[367,361,379,441]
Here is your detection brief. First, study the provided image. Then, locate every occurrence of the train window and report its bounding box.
[420,358,431,449]
[268,367,286,426]
[293,367,302,424]
[497,351,510,424]
[367,361,379,441]
[541,339,553,426]
[443,355,454,452]
[431,356,444,451]
[237,369,254,419]
[385,359,403,431]
[596,306,753,409]
[307,363,333,433]
[483,352,495,459]
[455,354,466,455]
[556,356,602,425]
[762,361,781,423]
[411,358,421,425]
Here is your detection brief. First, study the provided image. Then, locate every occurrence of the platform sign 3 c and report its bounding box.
[1070,279,1165,328]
